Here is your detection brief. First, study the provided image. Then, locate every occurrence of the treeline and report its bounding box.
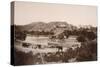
[14,24,97,41]
[63,26,97,41]
[27,30,54,36]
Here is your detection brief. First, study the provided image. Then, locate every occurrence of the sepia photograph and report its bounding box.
[11,1,97,66]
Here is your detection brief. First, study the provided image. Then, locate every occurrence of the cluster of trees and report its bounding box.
[76,27,97,42]
[49,26,96,40]
[14,24,97,41]
[28,30,54,36]
[63,26,97,41]
[14,25,27,41]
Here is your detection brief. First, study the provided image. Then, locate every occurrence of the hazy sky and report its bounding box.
[14,1,97,26]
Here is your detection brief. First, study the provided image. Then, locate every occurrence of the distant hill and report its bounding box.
[19,21,78,32]
[13,21,80,37]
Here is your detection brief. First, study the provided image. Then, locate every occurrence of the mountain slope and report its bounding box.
[21,21,77,32]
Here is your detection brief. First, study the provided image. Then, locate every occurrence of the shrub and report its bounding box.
[77,35,86,42]
[76,39,97,61]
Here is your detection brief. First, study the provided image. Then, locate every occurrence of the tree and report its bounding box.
[77,35,86,42]
[63,30,69,38]
[58,33,65,39]
[86,31,96,40]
